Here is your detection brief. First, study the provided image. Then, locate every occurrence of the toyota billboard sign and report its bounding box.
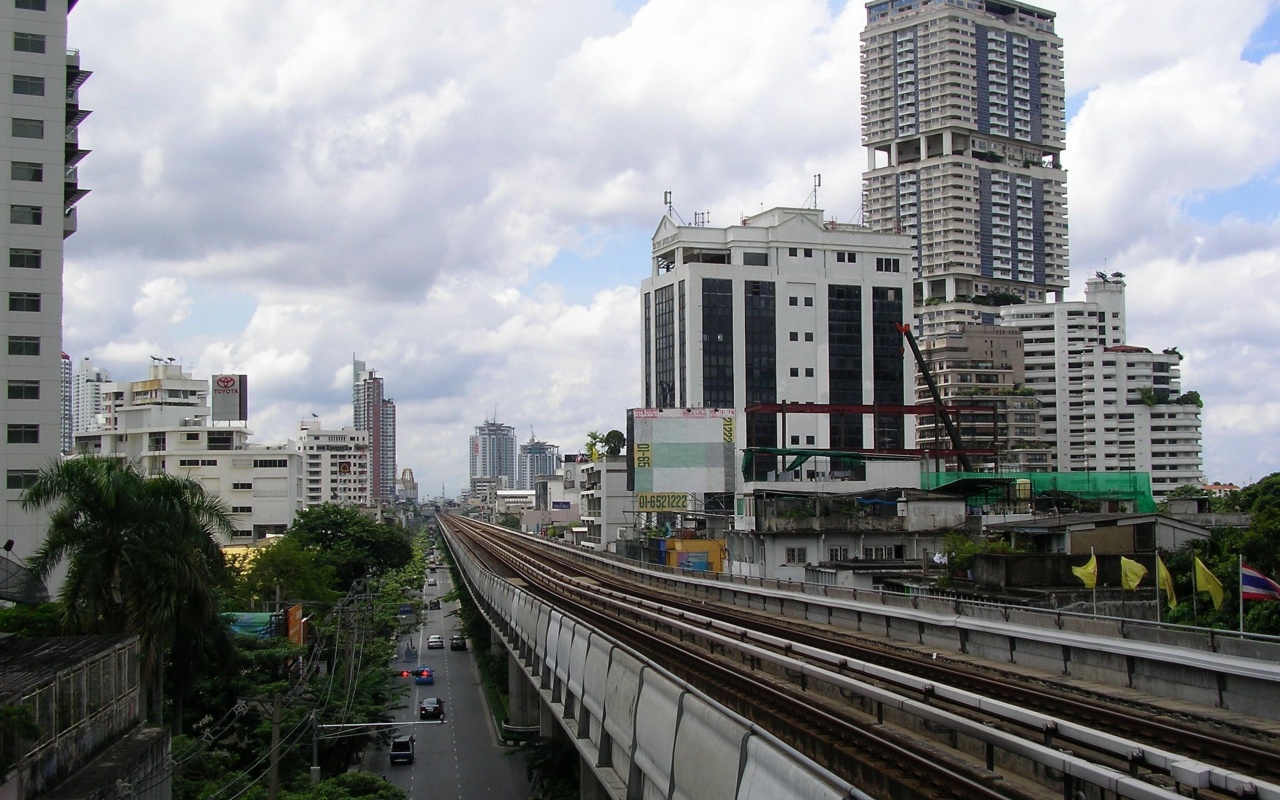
[212,374,248,421]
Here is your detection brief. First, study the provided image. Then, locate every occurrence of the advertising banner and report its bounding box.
[211,374,248,421]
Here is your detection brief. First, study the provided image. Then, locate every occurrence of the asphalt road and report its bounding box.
[372,569,530,799]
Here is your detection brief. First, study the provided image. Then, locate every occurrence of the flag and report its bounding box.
[1071,554,1098,589]
[1241,562,1280,602]
[1194,557,1224,610]
[1156,555,1177,609]
[1120,557,1147,591]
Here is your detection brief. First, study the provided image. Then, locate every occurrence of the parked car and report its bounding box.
[418,697,445,720]
[449,634,467,651]
[411,666,434,685]
[427,635,444,649]
[389,735,415,764]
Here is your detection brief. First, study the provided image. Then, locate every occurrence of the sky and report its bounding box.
[64,0,1280,498]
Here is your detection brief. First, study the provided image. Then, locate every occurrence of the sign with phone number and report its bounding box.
[636,492,689,511]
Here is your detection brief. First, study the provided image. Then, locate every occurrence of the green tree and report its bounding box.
[23,456,235,724]
[602,430,626,456]
[0,602,61,637]
[287,504,413,591]
[236,536,338,609]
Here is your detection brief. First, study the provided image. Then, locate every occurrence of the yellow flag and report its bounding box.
[1120,556,1148,591]
[1156,555,1177,609]
[1071,554,1098,589]
[1194,557,1224,610]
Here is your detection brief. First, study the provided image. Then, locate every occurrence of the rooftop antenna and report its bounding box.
[813,173,821,210]
[664,190,687,225]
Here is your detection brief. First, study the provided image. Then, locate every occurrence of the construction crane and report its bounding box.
[895,323,974,471]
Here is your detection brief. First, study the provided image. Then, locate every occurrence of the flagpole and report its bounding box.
[1091,546,1097,616]
[1239,554,1245,634]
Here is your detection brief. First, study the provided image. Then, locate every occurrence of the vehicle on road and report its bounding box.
[427,577,437,586]
[427,599,441,610]
[412,666,434,685]
[419,697,445,720]
[427,634,444,649]
[449,634,467,651]
[389,735,415,764]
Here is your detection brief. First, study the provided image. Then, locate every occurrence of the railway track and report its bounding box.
[442,514,1280,800]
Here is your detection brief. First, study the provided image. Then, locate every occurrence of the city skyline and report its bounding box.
[58,0,1280,497]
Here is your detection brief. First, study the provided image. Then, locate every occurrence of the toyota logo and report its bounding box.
[217,376,237,389]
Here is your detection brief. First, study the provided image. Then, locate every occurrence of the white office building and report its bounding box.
[73,363,303,543]
[72,356,110,435]
[1000,276,1203,499]
[297,419,371,508]
[861,0,1069,336]
[642,206,917,475]
[517,434,560,491]
[2,0,91,578]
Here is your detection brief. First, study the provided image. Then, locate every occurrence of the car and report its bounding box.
[428,566,437,573]
[389,735,415,764]
[426,635,444,649]
[427,577,437,586]
[404,666,433,685]
[449,634,467,651]
[427,599,441,610]
[418,697,445,720]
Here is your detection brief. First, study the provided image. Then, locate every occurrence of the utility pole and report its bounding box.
[310,712,321,785]
[268,693,282,800]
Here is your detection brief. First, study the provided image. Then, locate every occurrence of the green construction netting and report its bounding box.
[921,471,1157,513]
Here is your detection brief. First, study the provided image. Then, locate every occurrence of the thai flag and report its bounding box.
[1241,562,1280,602]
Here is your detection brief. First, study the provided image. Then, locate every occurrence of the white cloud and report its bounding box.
[132,277,192,326]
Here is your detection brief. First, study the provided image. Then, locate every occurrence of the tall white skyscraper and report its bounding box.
[2,0,90,578]
[73,356,110,436]
[470,420,516,489]
[59,351,71,454]
[861,0,1068,337]
[352,357,397,503]
[517,434,560,491]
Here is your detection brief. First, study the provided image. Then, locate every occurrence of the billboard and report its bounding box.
[212,374,248,421]
[628,408,737,495]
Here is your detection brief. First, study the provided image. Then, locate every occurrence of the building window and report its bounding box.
[789,331,798,342]
[789,367,799,377]
[804,297,813,307]
[803,249,813,258]
[185,432,199,441]
[10,161,42,181]
[784,546,808,564]
[805,435,815,444]
[805,368,814,377]
[7,424,39,444]
[835,251,856,263]
[253,458,288,468]
[10,205,41,225]
[11,118,43,138]
[12,75,43,96]
[828,546,850,561]
[7,379,38,399]
[15,0,48,10]
[789,297,798,306]
[13,32,46,53]
[178,459,201,467]
[8,292,39,312]
[788,247,797,257]
[6,469,38,489]
[232,482,252,490]
[8,335,39,356]
[743,251,768,266]
[10,248,40,269]
[790,435,800,445]
[231,506,253,514]
[804,332,814,342]
[875,257,902,273]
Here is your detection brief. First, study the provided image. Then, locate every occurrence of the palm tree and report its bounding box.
[23,457,236,725]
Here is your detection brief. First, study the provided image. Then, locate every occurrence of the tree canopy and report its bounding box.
[286,504,413,591]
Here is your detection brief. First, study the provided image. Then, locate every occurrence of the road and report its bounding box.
[371,568,529,799]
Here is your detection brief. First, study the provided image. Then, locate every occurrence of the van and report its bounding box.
[389,735,415,765]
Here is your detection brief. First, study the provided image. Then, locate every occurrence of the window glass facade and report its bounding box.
[654,284,675,407]
[701,278,733,407]
[872,286,905,449]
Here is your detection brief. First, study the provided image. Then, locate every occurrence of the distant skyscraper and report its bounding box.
[861,0,1068,336]
[517,433,560,490]
[60,352,72,454]
[353,357,397,502]
[1,1,91,580]
[73,356,111,437]
[470,420,516,489]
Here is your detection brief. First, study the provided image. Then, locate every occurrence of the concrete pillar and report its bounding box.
[540,699,556,739]
[507,652,540,728]
[579,754,610,800]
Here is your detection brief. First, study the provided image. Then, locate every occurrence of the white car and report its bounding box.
[426,635,444,649]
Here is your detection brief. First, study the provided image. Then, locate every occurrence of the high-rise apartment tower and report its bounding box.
[861,0,1068,336]
[2,0,91,575]
[470,420,516,490]
[353,357,397,503]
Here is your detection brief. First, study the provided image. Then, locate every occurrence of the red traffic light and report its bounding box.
[400,670,410,678]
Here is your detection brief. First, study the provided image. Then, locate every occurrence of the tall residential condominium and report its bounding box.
[861,0,1068,337]
[59,351,71,454]
[641,207,916,474]
[999,275,1203,499]
[298,419,370,508]
[353,357,397,502]
[470,420,516,489]
[2,0,91,573]
[72,355,110,435]
[517,433,561,491]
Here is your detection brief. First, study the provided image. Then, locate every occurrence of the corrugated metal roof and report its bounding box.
[0,634,135,701]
